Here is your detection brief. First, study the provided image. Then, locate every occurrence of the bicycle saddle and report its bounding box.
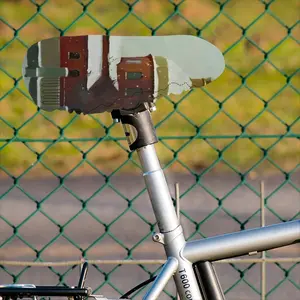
[22,35,225,114]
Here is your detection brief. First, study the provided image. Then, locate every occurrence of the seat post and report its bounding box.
[117,108,180,233]
[117,108,204,299]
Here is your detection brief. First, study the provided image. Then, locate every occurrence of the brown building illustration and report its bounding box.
[58,36,156,114]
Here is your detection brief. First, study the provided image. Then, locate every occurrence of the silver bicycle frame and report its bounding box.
[137,144,300,300]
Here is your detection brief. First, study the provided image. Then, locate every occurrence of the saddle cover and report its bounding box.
[22,35,225,114]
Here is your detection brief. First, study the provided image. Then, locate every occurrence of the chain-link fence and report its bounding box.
[0,0,299,299]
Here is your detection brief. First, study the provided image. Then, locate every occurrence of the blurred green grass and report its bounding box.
[0,0,299,178]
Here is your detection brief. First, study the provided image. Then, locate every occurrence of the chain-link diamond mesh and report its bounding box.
[0,0,299,299]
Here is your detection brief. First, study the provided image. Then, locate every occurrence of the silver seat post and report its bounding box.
[117,108,204,300]
[137,144,205,299]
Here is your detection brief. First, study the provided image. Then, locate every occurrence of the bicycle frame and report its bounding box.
[136,143,300,300]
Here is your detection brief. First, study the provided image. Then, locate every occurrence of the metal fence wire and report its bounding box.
[0,0,299,299]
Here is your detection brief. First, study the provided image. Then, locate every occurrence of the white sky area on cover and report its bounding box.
[109,37,122,90]
[167,59,192,95]
[110,35,225,81]
[87,36,102,90]
[37,41,42,106]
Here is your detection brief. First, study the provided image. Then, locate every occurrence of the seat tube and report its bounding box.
[137,144,179,232]
[118,109,203,299]
[137,144,203,300]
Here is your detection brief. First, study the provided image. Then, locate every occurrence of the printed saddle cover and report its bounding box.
[22,35,225,114]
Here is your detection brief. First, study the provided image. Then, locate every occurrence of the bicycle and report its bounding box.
[1,35,299,300]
